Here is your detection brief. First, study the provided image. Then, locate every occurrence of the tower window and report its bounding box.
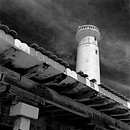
[94,37,96,41]
[95,50,98,54]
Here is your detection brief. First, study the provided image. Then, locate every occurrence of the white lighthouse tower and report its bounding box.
[76,24,101,84]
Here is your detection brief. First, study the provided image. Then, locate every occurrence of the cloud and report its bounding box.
[102,77,130,98]
[100,40,130,73]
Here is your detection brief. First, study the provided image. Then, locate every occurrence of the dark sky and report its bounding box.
[0,0,130,97]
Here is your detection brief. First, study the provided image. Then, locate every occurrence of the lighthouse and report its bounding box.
[76,24,101,84]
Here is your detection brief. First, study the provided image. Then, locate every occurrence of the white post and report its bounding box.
[13,117,30,130]
[10,102,39,130]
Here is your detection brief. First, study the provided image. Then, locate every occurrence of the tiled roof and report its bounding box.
[0,24,18,38]
[30,43,69,67]
[0,23,69,70]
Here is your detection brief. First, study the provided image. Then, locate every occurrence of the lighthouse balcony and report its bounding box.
[77,25,100,33]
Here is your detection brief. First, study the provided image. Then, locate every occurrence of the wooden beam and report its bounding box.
[22,63,49,78]
[120,119,130,122]
[11,95,38,107]
[95,125,110,130]
[91,102,119,110]
[78,96,108,106]
[111,113,130,118]
[100,107,129,116]
[59,82,79,94]
[0,71,129,130]
[9,85,45,106]
[75,90,95,100]
[41,73,67,84]
[100,107,119,112]
[109,125,122,130]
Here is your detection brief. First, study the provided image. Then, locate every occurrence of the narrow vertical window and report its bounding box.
[95,50,98,54]
[94,37,96,41]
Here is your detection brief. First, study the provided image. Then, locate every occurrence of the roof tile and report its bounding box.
[0,24,9,33]
[7,30,18,38]
[30,43,39,50]
[0,24,18,38]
